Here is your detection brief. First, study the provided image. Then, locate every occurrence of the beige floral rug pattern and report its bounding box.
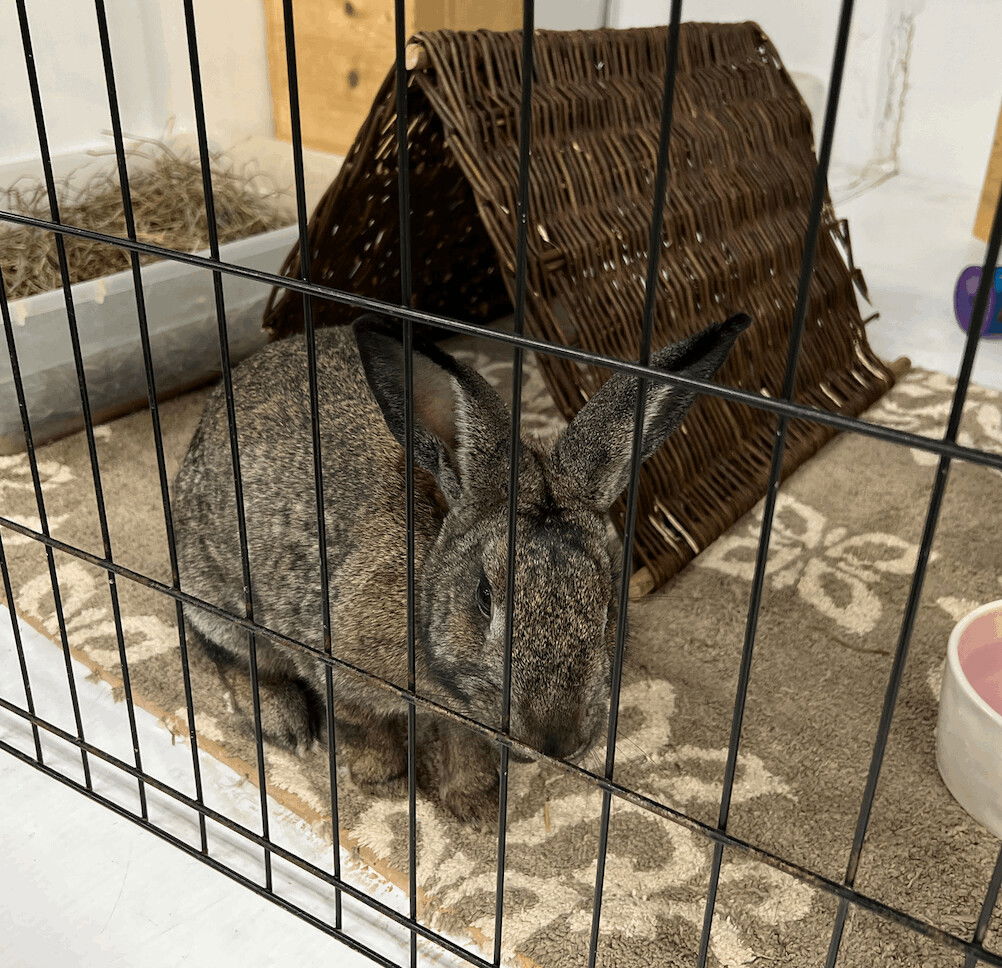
[2,351,1001,967]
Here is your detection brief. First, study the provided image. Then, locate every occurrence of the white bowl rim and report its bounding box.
[946,597,1002,727]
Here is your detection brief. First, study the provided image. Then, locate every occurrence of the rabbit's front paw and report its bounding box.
[440,774,499,829]
[438,724,499,828]
[349,746,407,791]
[347,716,406,791]
[222,668,320,753]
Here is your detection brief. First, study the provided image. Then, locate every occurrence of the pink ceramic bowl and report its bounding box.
[936,600,1002,838]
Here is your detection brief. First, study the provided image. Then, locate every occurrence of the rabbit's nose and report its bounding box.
[540,729,578,760]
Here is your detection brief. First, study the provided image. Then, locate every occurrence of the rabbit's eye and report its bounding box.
[476,573,492,619]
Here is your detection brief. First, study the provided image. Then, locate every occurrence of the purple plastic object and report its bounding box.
[954,266,1002,338]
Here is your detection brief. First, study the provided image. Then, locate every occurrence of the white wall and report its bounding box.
[607,0,878,177]
[895,0,1000,191]
[609,0,1001,194]
[0,0,273,171]
[149,0,274,148]
[609,0,840,68]
[0,0,149,165]
[538,0,606,30]
[0,0,997,197]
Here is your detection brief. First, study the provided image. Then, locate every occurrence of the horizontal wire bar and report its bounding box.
[2,207,1000,473]
[0,693,490,968]
[4,12,995,967]
[1,680,999,966]
[0,513,486,709]
[4,130,999,968]
[13,500,1002,839]
[0,735,403,968]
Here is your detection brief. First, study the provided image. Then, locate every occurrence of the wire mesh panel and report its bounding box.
[1,1,1002,967]
[260,21,896,591]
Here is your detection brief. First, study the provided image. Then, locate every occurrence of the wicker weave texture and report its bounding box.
[264,23,894,588]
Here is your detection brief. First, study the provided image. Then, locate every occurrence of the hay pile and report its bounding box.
[1,140,291,301]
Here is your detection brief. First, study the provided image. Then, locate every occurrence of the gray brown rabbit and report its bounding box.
[172,313,749,824]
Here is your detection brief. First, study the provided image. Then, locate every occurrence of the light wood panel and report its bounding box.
[264,0,521,155]
[974,102,1002,242]
[412,0,524,32]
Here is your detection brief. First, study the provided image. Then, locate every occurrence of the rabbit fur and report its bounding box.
[172,313,749,825]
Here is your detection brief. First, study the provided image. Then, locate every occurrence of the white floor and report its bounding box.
[0,608,469,968]
[1,171,999,967]
[839,173,1002,390]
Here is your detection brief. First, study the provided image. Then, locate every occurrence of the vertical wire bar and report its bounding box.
[18,0,163,798]
[964,846,1002,968]
[0,526,43,762]
[92,0,208,850]
[1,268,86,782]
[695,3,856,963]
[181,0,272,889]
[17,0,145,809]
[586,6,684,965]
[493,2,535,962]
[824,187,1002,968]
[279,0,343,927]
[391,1,417,963]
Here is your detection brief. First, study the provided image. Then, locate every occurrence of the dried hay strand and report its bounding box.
[1,137,291,301]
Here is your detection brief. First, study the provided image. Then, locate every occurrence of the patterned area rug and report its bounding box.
[2,343,1001,967]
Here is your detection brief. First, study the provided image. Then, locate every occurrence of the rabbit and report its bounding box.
[171,311,749,825]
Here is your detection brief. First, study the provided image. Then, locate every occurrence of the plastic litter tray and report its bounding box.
[1,224,296,453]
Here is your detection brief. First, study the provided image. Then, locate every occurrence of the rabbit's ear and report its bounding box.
[354,317,510,505]
[552,314,750,513]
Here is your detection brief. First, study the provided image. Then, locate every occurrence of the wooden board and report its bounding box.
[974,101,1002,242]
[264,0,521,156]
[411,0,526,32]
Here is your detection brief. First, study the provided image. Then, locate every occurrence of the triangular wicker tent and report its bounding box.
[264,22,894,590]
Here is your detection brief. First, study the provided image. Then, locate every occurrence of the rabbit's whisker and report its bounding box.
[621,735,657,765]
